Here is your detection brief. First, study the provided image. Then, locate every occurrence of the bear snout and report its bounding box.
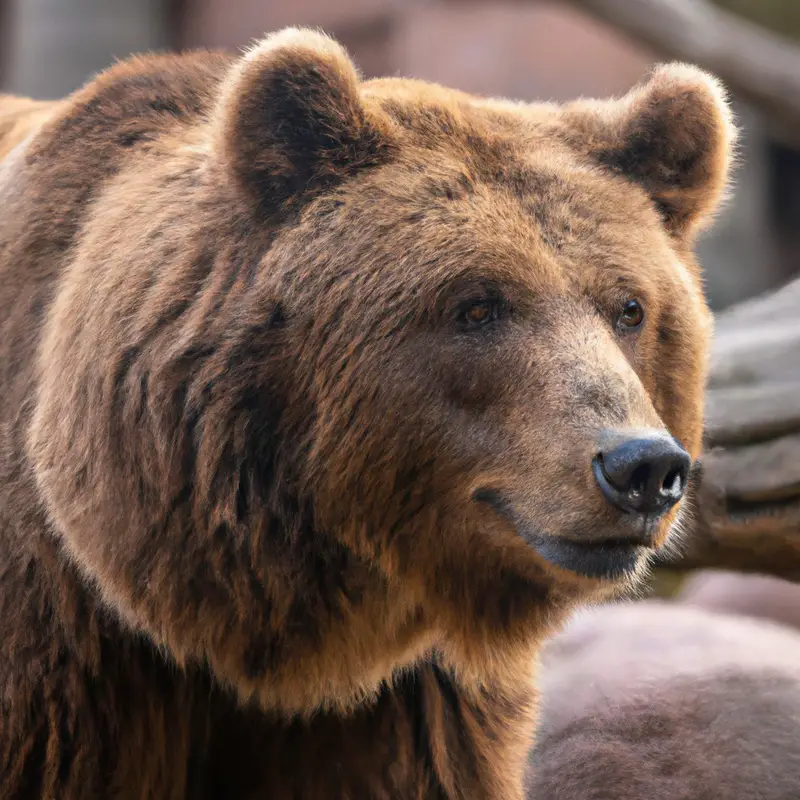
[469,428,691,582]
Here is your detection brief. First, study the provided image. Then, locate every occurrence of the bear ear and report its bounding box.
[563,63,738,240]
[213,28,393,213]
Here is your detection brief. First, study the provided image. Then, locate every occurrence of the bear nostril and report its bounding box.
[663,468,681,494]
[628,464,650,498]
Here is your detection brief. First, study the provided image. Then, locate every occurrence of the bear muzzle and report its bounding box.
[472,428,691,582]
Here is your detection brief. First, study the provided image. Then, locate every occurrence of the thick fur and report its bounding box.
[528,602,800,800]
[0,29,734,798]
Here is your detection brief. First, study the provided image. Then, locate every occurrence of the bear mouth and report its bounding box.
[523,533,646,581]
[473,488,649,581]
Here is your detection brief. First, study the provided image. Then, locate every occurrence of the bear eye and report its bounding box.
[458,299,499,328]
[617,299,644,331]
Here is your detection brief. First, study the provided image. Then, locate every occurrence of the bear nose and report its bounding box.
[593,434,691,516]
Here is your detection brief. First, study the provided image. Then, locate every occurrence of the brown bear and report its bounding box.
[0,28,734,799]
[527,601,800,800]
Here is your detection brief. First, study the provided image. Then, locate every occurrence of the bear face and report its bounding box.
[24,31,734,716]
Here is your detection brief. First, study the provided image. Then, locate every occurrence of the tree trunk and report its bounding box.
[564,0,800,146]
[657,277,800,579]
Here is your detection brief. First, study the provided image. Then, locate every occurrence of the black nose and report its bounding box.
[593,434,691,516]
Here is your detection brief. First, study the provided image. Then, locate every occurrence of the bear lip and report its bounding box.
[472,487,649,581]
[524,533,647,581]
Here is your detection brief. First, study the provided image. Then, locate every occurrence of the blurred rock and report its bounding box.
[679,570,800,631]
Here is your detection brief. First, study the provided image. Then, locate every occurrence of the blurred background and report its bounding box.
[1,0,799,311]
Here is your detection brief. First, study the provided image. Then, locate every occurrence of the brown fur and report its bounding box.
[0,29,734,798]
[528,602,800,800]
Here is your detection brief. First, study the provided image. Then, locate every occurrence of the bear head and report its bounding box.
[28,29,735,714]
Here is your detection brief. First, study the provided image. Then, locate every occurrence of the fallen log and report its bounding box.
[564,0,800,146]
[657,277,800,578]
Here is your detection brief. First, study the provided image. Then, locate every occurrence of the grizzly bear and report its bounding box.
[0,28,734,799]
[528,601,800,800]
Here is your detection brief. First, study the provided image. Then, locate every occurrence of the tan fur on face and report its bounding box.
[0,29,734,798]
